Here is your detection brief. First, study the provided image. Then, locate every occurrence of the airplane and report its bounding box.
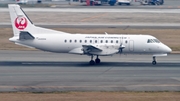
[8,4,172,65]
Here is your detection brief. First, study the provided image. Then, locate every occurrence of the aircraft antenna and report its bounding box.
[105,32,108,35]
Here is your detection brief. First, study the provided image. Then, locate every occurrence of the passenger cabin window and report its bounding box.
[64,40,67,43]
[90,40,92,43]
[85,40,87,43]
[74,40,77,43]
[111,40,113,43]
[100,40,103,43]
[116,40,118,43]
[125,40,128,44]
[69,40,72,43]
[80,40,82,43]
[106,40,108,43]
[95,40,97,43]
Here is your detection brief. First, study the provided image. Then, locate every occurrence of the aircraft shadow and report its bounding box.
[0,61,179,67]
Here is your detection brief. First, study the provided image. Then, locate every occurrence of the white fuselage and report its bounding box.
[11,34,171,56]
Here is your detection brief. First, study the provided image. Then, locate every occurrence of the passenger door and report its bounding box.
[129,40,134,51]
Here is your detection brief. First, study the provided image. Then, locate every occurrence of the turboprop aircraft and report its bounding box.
[8,4,172,65]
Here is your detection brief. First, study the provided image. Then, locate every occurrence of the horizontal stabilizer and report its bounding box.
[15,42,35,48]
[19,31,34,40]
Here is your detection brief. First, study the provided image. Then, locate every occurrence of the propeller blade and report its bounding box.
[119,44,125,54]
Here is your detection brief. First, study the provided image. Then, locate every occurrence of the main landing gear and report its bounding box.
[89,55,101,65]
[90,55,158,65]
[152,56,157,65]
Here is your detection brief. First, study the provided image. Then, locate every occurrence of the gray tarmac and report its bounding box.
[0,50,180,92]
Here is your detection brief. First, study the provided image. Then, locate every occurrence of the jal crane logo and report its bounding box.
[14,17,28,30]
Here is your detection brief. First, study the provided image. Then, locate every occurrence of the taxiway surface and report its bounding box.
[0,50,180,92]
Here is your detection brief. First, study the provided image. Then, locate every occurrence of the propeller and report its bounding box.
[118,36,125,54]
[119,43,125,54]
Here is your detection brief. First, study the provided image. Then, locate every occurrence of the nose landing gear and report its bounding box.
[152,56,157,65]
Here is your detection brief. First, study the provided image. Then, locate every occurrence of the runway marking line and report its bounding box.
[80,13,108,22]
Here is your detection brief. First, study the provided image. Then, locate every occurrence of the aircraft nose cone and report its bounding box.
[166,46,172,53]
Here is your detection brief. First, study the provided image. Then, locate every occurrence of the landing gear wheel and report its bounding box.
[89,55,95,65]
[152,61,156,65]
[152,56,157,65]
[95,58,101,64]
[95,55,101,64]
[89,60,95,65]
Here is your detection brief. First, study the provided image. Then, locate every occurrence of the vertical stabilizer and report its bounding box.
[9,4,35,37]
[8,4,69,38]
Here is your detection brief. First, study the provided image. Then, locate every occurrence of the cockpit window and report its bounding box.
[147,39,152,43]
[147,39,161,43]
[154,39,160,43]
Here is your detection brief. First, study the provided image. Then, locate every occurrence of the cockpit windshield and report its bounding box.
[147,39,160,43]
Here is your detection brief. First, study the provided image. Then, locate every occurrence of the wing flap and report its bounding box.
[15,42,35,48]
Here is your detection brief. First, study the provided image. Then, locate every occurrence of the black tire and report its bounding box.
[118,3,121,5]
[95,58,101,64]
[89,60,95,65]
[152,61,157,65]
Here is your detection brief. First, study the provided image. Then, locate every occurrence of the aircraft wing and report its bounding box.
[82,45,102,53]
[69,45,119,56]
[82,45,119,56]
[69,45,102,55]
